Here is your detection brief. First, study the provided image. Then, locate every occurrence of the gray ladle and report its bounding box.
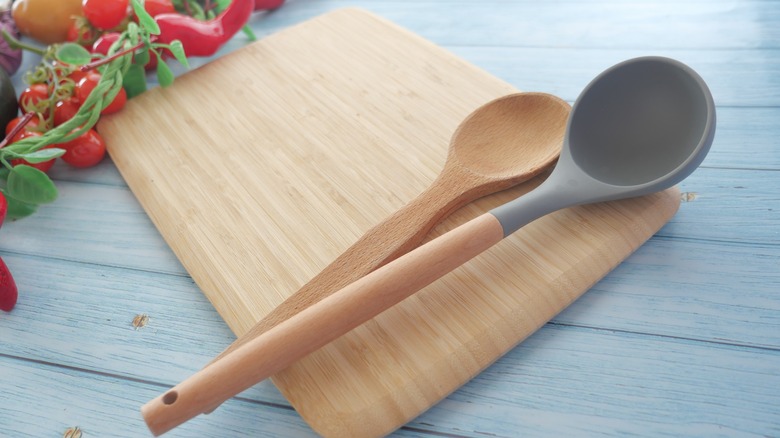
[493,56,716,234]
[142,56,716,436]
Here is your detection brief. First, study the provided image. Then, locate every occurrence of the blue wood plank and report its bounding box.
[700,107,780,170]
[555,237,780,348]
[0,253,290,404]
[258,1,780,50]
[427,325,780,437]
[667,167,780,244]
[4,317,778,437]
[0,182,187,275]
[0,355,315,438]
[47,156,129,187]
[446,46,780,107]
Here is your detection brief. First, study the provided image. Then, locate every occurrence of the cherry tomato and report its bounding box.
[54,99,81,126]
[59,128,106,168]
[8,132,56,173]
[143,0,174,17]
[92,32,157,70]
[65,21,81,42]
[5,115,41,137]
[61,67,89,89]
[91,32,120,56]
[82,0,129,30]
[77,72,127,114]
[67,70,89,90]
[49,60,88,88]
[18,83,50,114]
[65,19,96,47]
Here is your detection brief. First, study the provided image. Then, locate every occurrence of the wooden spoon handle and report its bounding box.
[142,213,505,436]
[207,164,490,365]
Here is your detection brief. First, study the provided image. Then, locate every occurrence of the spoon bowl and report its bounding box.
[451,92,567,181]
[567,56,715,191]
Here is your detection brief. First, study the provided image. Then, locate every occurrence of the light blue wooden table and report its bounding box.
[1,1,778,437]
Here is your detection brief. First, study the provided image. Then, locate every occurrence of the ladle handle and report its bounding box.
[141,213,505,436]
[206,165,487,365]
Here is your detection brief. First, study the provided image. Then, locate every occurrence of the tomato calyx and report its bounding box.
[66,16,100,48]
[18,83,52,115]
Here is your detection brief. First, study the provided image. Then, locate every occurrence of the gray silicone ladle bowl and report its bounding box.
[492,56,716,235]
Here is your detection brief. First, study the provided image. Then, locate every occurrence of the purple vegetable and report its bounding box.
[0,5,22,75]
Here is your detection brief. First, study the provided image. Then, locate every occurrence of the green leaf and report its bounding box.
[123,64,147,98]
[0,168,9,191]
[56,43,92,66]
[7,165,58,204]
[168,41,189,68]
[4,193,38,220]
[135,46,150,67]
[156,58,175,88]
[11,148,65,164]
[126,21,139,44]
[132,0,161,35]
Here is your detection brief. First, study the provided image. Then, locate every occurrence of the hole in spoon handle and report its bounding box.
[162,391,178,405]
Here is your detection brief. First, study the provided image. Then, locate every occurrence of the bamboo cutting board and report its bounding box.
[99,8,680,437]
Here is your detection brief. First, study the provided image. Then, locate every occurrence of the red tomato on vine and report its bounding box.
[19,84,50,114]
[91,32,120,56]
[82,0,130,30]
[65,19,96,47]
[9,132,56,173]
[5,115,41,138]
[54,99,81,126]
[60,129,106,168]
[77,72,127,115]
[67,70,89,89]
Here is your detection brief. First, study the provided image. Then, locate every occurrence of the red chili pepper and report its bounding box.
[0,254,18,313]
[254,0,284,10]
[154,0,254,57]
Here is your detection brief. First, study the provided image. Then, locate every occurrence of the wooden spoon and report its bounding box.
[208,92,570,365]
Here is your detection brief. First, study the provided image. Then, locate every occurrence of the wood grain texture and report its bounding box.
[210,93,569,364]
[2,1,778,437]
[99,8,680,436]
